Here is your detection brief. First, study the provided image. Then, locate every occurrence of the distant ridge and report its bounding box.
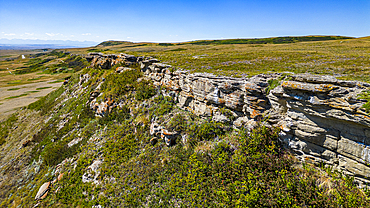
[0,44,86,50]
[97,35,355,47]
[182,35,354,45]
[96,41,134,47]
[0,38,98,48]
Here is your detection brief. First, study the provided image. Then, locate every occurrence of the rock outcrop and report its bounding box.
[86,53,137,69]
[150,122,178,146]
[85,53,370,184]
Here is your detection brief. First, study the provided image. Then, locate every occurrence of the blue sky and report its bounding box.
[0,0,369,43]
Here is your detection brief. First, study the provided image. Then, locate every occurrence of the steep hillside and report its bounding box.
[1,51,370,207]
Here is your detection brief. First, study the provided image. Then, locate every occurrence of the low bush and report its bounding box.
[135,80,156,101]
[168,113,187,132]
[100,69,142,99]
[98,105,130,125]
[358,90,370,113]
[149,95,174,119]
[187,120,225,146]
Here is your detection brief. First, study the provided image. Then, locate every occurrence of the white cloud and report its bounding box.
[25,32,34,36]
[127,37,131,39]
[70,35,75,37]
[96,36,100,38]
[46,33,60,37]
[4,33,16,36]
[82,33,91,36]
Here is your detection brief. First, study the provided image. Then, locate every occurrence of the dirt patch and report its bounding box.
[0,81,63,120]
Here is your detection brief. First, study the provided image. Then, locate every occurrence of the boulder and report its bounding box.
[115,67,133,73]
[90,90,100,101]
[35,182,50,200]
[120,53,137,62]
[22,140,31,147]
[79,74,91,86]
[161,129,178,146]
[213,111,230,123]
[67,137,83,147]
[150,122,162,136]
[82,160,102,184]
[58,173,64,181]
[150,137,158,146]
[233,116,249,128]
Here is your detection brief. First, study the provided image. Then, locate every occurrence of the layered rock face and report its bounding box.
[86,53,370,184]
[270,76,370,184]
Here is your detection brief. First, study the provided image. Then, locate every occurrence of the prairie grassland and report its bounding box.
[0,50,75,87]
[69,37,370,82]
[0,49,48,60]
[0,50,70,118]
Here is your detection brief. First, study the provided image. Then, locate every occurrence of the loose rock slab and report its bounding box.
[35,182,50,200]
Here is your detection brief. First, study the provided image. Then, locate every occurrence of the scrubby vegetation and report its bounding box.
[14,58,53,74]
[1,59,370,207]
[358,89,370,114]
[0,114,17,146]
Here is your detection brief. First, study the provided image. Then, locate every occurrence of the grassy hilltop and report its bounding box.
[70,35,370,82]
[0,36,370,207]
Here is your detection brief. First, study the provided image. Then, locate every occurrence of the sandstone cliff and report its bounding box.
[87,52,370,184]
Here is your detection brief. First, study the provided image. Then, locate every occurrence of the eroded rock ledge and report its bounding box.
[86,52,370,184]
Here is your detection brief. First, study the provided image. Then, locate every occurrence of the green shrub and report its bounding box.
[168,113,187,132]
[102,133,138,175]
[158,43,174,46]
[187,120,225,146]
[358,90,370,114]
[135,80,156,101]
[43,55,88,74]
[186,36,353,45]
[100,69,142,99]
[43,140,68,166]
[149,95,174,119]
[98,105,130,125]
[265,74,289,94]
[219,107,236,121]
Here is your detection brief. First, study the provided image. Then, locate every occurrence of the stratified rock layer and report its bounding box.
[86,53,370,184]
